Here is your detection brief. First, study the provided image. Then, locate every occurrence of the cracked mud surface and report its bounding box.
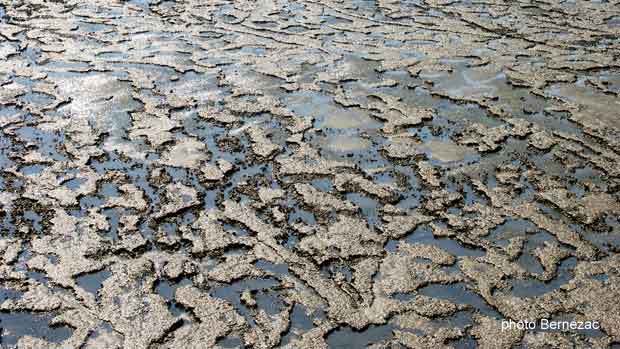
[0,0,619,348]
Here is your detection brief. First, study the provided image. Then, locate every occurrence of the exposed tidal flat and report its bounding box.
[0,0,619,348]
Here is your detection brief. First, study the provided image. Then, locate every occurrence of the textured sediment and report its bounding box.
[0,0,619,347]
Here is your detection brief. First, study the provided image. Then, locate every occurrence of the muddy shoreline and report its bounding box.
[0,0,619,348]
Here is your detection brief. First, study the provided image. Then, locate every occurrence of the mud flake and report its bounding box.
[160,137,208,168]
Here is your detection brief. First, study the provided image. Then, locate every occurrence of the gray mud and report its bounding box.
[0,0,620,348]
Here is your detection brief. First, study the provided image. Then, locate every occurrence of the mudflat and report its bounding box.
[0,1,619,348]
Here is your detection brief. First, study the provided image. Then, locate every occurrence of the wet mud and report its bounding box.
[0,0,619,348]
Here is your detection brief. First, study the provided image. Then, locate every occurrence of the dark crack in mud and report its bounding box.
[0,0,619,348]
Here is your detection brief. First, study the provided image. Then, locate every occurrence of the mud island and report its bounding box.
[0,0,619,348]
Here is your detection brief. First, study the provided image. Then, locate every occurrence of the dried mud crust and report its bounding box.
[0,0,619,348]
